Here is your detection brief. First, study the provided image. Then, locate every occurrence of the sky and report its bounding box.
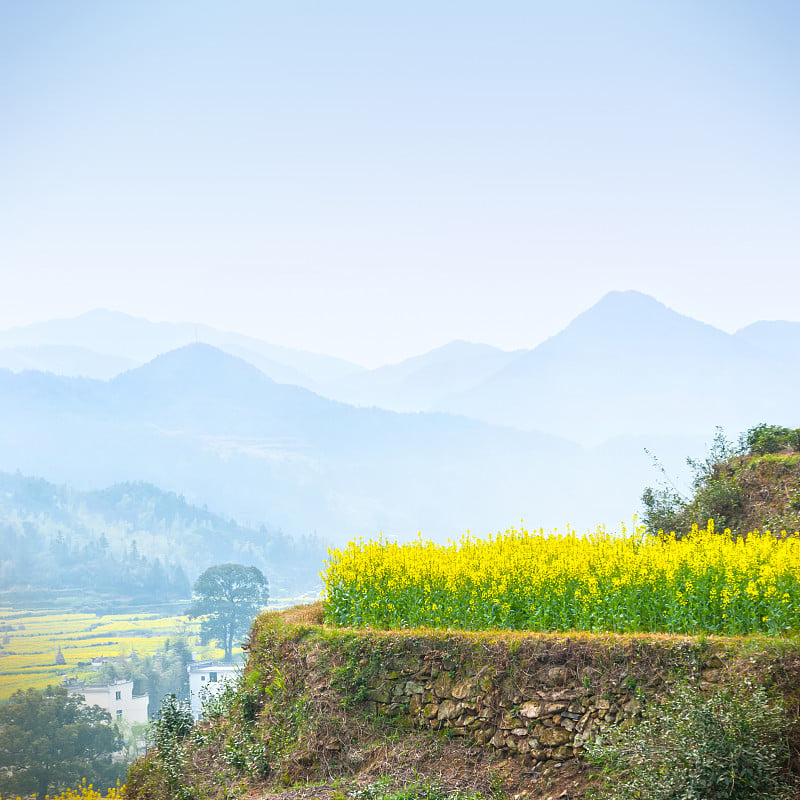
[1,0,798,367]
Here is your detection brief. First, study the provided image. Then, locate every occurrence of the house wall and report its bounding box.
[187,661,241,719]
[68,678,149,725]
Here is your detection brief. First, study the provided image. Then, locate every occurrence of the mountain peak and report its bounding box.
[587,290,669,317]
[562,290,719,339]
[513,289,740,370]
[112,343,274,392]
[75,308,139,322]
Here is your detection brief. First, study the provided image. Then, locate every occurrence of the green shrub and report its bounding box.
[642,424,800,536]
[640,485,685,536]
[149,694,194,800]
[641,428,738,536]
[742,424,800,455]
[587,681,795,800]
[196,670,269,778]
[685,475,742,532]
[152,693,193,748]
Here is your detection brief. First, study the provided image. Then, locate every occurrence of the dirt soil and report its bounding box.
[245,732,599,800]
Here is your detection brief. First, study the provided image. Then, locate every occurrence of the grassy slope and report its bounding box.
[125,603,800,800]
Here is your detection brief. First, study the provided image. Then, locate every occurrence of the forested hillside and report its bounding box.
[0,472,324,607]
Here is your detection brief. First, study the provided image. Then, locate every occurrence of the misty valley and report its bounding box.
[2,293,800,800]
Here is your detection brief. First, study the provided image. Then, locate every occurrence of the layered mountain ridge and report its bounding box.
[1,291,796,544]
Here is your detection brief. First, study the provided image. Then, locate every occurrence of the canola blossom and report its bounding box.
[0,780,125,799]
[322,522,800,635]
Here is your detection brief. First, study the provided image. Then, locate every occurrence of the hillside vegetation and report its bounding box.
[119,426,800,799]
[0,472,324,607]
[125,607,800,800]
[643,424,800,536]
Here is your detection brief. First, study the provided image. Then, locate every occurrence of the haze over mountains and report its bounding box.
[0,309,360,388]
[1,291,797,548]
[0,343,586,544]
[0,345,137,380]
[325,291,800,443]
[434,292,797,443]
[0,471,323,602]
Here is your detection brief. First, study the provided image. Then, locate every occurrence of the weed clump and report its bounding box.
[149,694,194,800]
[347,779,489,799]
[587,680,796,799]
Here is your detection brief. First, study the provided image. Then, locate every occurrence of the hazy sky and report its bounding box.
[2,1,798,366]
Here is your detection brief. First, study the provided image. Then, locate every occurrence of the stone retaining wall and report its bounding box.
[252,620,746,771]
[124,612,800,800]
[358,643,694,765]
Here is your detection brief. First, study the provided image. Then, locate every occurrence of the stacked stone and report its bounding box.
[363,655,648,766]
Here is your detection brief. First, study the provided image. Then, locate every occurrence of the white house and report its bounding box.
[64,677,149,725]
[187,659,242,719]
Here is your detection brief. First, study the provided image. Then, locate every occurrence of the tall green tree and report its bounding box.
[0,686,124,800]
[187,563,269,660]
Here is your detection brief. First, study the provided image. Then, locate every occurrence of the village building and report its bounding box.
[187,659,242,719]
[63,676,149,725]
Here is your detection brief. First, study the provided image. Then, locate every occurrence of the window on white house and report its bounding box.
[209,672,218,682]
[115,691,122,700]
[116,710,123,719]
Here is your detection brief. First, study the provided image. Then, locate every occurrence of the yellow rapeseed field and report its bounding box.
[323,521,800,635]
[0,609,224,700]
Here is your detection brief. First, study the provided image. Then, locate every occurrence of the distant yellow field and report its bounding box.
[0,777,124,799]
[0,607,228,700]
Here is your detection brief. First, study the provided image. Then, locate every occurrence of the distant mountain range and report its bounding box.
[2,292,797,445]
[0,345,138,380]
[323,340,522,413]
[431,291,798,443]
[324,291,800,443]
[0,292,796,546]
[0,309,362,388]
[0,343,600,545]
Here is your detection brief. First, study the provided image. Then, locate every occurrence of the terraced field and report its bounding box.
[0,592,312,699]
[0,607,224,699]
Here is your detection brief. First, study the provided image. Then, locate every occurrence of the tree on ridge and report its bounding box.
[188,563,269,660]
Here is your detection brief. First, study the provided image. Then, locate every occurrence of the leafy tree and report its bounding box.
[187,563,269,660]
[741,423,800,455]
[0,686,124,800]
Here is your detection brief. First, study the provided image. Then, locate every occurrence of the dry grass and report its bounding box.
[238,610,609,799]
[276,602,325,626]
[126,605,800,800]
[247,736,597,800]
